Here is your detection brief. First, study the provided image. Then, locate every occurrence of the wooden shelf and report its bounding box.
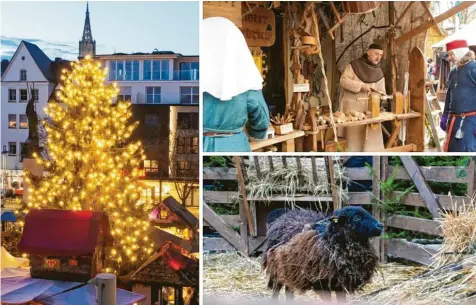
[250,130,305,152]
[314,112,421,131]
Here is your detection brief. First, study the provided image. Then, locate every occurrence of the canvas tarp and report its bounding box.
[432,19,476,48]
[1,268,145,305]
[1,247,29,269]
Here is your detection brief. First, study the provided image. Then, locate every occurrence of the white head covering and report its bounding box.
[202,17,263,101]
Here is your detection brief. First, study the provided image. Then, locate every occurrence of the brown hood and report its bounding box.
[350,54,384,84]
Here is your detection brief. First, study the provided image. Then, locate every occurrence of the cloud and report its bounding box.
[0,36,111,61]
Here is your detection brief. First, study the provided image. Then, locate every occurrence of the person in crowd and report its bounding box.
[440,39,476,152]
[202,17,270,152]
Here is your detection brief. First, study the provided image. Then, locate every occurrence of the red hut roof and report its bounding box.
[18,209,113,256]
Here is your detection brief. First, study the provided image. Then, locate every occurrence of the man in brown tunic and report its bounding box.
[339,44,386,152]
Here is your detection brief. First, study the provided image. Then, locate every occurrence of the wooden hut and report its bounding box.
[18,209,113,282]
[151,196,199,253]
[127,241,199,305]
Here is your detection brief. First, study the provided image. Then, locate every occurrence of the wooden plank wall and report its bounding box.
[203,157,476,263]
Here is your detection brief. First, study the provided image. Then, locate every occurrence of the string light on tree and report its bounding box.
[23,55,154,275]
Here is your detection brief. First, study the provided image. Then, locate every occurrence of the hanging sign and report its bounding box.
[241,6,275,47]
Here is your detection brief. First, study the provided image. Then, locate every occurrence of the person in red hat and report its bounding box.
[440,39,476,152]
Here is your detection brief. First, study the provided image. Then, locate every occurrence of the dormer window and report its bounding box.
[20,70,27,81]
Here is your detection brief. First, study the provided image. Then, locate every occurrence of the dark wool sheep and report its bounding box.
[262,206,383,302]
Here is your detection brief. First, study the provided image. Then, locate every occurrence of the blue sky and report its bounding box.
[0,1,199,60]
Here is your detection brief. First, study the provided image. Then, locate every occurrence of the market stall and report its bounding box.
[203,1,475,152]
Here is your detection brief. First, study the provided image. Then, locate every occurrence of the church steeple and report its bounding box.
[79,2,96,58]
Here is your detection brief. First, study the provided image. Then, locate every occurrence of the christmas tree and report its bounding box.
[22,56,154,274]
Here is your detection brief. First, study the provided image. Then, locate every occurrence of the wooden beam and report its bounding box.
[203,237,236,252]
[203,167,237,180]
[396,1,476,46]
[379,156,389,263]
[388,165,469,183]
[383,143,417,152]
[467,158,476,197]
[203,203,245,252]
[203,215,240,228]
[406,47,426,151]
[420,1,444,36]
[371,156,381,256]
[387,215,442,236]
[400,156,442,219]
[386,239,440,265]
[392,192,470,211]
[327,156,341,210]
[233,156,255,236]
[395,2,416,27]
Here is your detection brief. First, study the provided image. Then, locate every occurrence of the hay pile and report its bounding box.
[245,157,349,208]
[432,196,476,268]
[354,196,476,305]
[203,252,421,301]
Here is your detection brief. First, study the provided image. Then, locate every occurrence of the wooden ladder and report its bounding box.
[425,82,443,151]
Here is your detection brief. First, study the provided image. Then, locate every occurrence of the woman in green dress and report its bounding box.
[202,17,270,152]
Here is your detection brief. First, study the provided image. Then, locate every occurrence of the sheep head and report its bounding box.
[310,206,383,240]
[332,206,383,238]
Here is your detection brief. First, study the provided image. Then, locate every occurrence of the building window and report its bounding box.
[185,186,199,207]
[19,115,28,129]
[117,94,131,102]
[19,142,25,158]
[144,113,159,126]
[20,89,28,102]
[124,60,140,81]
[20,70,27,81]
[109,61,117,81]
[8,114,17,128]
[146,87,161,104]
[32,89,39,101]
[176,161,198,177]
[177,136,198,154]
[117,61,124,81]
[180,87,199,104]
[144,60,169,80]
[177,112,198,129]
[8,89,16,102]
[179,62,199,80]
[144,160,159,173]
[144,60,151,80]
[8,142,16,155]
[159,208,168,220]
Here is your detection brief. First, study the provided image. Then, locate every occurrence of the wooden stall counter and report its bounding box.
[250,130,305,152]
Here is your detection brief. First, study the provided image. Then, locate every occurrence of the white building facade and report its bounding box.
[1,41,57,174]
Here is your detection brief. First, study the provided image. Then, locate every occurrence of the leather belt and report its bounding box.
[443,111,476,152]
[204,132,236,137]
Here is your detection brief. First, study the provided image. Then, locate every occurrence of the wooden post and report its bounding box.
[388,2,397,94]
[400,156,442,219]
[379,156,388,263]
[203,203,245,252]
[372,156,381,257]
[467,158,476,197]
[233,156,256,236]
[407,47,426,152]
[326,156,340,210]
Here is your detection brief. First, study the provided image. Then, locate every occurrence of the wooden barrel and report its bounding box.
[342,1,380,14]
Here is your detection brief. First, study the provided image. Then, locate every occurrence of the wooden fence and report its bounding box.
[203,156,475,265]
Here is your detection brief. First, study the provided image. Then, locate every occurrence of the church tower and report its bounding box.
[79,2,96,58]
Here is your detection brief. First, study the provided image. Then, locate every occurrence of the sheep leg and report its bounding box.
[319,290,332,303]
[335,292,347,303]
[271,282,283,300]
[285,286,294,301]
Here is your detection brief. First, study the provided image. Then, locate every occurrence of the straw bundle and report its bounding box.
[354,255,476,305]
[432,195,476,268]
[244,157,349,209]
[203,252,421,301]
